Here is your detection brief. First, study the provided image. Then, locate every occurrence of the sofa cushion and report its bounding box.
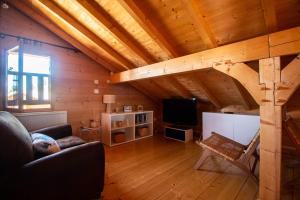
[56,136,85,149]
[31,133,61,159]
[0,111,34,172]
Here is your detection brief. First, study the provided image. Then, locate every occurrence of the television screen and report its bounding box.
[163,99,197,125]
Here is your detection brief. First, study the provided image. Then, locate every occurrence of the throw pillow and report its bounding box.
[31,133,61,158]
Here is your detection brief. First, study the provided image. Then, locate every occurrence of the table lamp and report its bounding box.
[103,94,116,113]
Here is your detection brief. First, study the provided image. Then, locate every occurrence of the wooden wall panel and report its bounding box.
[0,7,159,135]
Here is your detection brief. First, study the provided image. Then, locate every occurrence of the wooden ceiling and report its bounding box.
[9,0,300,108]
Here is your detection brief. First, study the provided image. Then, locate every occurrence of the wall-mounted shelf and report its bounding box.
[101,111,153,146]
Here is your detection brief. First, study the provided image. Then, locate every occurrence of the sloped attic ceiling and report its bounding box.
[8,0,300,108]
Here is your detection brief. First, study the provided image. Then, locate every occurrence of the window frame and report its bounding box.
[4,45,52,112]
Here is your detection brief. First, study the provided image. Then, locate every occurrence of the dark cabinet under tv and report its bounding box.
[164,126,193,143]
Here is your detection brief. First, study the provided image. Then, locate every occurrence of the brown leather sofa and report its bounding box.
[0,111,105,200]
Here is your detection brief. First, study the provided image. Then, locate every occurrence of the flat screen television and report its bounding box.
[163,99,197,126]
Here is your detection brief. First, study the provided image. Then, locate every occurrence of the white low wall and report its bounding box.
[14,111,67,131]
[202,112,260,145]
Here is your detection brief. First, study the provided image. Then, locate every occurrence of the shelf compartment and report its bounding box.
[135,125,153,140]
[111,127,134,145]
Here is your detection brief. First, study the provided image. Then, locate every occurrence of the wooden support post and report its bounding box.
[259,57,282,200]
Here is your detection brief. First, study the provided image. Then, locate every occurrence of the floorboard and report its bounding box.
[102,135,258,200]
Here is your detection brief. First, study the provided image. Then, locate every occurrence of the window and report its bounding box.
[6,46,51,111]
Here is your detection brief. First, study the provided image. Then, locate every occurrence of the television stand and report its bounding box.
[164,126,193,143]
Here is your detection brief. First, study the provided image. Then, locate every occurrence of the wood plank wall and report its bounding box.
[0,7,160,135]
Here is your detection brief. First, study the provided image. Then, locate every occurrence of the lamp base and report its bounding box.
[106,104,112,113]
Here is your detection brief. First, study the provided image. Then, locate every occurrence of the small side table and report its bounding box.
[79,127,101,142]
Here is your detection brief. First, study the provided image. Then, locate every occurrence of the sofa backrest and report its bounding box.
[0,111,34,173]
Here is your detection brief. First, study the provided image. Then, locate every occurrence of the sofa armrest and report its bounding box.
[12,142,105,200]
[31,124,72,139]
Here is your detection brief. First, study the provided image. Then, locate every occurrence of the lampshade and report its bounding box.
[103,95,116,104]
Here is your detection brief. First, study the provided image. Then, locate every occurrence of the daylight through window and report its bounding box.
[6,46,51,110]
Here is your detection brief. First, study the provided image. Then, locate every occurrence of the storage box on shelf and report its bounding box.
[101,111,153,146]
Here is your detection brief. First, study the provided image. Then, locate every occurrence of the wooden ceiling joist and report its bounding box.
[9,0,123,72]
[111,35,269,83]
[182,0,218,48]
[36,0,134,69]
[261,0,278,33]
[118,0,181,58]
[77,0,157,64]
[111,26,300,84]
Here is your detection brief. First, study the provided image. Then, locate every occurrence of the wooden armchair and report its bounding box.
[194,130,260,177]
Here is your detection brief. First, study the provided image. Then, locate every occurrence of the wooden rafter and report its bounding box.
[182,0,218,48]
[261,0,278,33]
[111,35,269,83]
[77,0,156,64]
[35,0,134,69]
[129,82,160,104]
[118,0,181,58]
[231,79,252,110]
[167,76,194,99]
[140,80,171,99]
[9,0,123,72]
[189,75,222,108]
[149,79,176,98]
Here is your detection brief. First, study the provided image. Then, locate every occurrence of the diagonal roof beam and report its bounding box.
[77,0,157,64]
[9,0,123,72]
[190,75,222,108]
[261,0,278,33]
[118,0,181,58]
[231,78,252,110]
[167,76,194,99]
[129,82,161,104]
[36,0,134,69]
[182,0,218,48]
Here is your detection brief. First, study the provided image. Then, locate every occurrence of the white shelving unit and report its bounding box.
[101,111,153,146]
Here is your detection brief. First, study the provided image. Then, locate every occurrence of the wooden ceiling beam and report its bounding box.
[129,82,161,104]
[261,0,278,33]
[37,0,134,69]
[276,54,300,105]
[167,76,194,99]
[118,0,181,58]
[214,62,262,105]
[77,0,157,64]
[139,80,171,99]
[189,76,222,108]
[269,26,300,57]
[182,0,218,48]
[111,35,269,83]
[149,79,176,98]
[9,0,124,72]
[111,26,300,83]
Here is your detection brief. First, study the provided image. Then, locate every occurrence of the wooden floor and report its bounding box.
[102,135,258,200]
